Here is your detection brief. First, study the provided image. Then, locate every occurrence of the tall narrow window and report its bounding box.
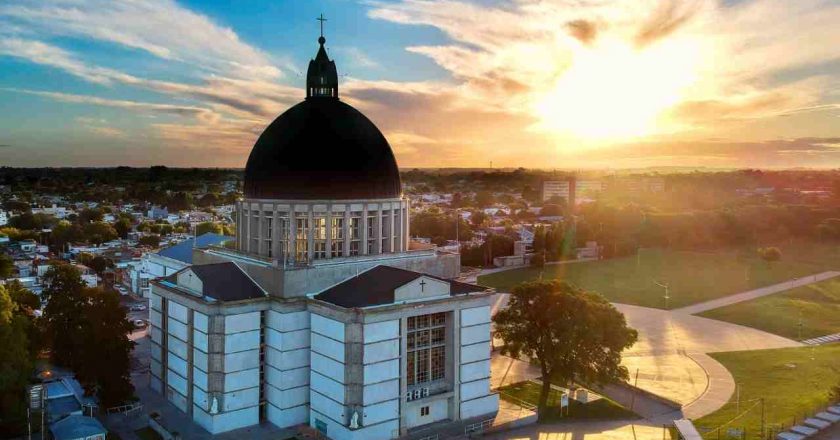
[331,216,344,258]
[295,214,309,262]
[313,216,327,259]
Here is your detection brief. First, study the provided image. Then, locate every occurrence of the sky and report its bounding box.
[0,0,838,169]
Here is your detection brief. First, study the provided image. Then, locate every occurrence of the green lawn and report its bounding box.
[694,345,840,439]
[498,380,639,422]
[479,244,839,309]
[699,278,840,340]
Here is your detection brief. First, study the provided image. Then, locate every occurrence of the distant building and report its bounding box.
[32,204,69,219]
[148,206,169,220]
[542,180,571,203]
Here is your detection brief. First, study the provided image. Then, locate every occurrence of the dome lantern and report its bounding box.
[306,14,338,99]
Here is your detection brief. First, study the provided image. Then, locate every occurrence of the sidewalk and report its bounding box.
[672,271,840,315]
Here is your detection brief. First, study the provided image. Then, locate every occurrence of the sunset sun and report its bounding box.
[534,37,702,141]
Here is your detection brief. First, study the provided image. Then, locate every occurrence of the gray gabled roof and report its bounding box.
[314,265,488,308]
[164,262,266,302]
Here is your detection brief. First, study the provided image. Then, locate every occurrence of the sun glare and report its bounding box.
[535,37,701,141]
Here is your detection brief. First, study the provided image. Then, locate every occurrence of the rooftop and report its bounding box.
[314,265,489,308]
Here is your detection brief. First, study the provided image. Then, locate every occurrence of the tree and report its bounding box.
[78,208,104,224]
[196,221,222,236]
[51,220,84,250]
[0,254,12,279]
[73,288,135,407]
[758,246,782,262]
[83,221,118,245]
[197,193,219,207]
[41,265,87,369]
[0,283,35,436]
[9,212,57,230]
[40,266,135,407]
[138,235,161,248]
[493,280,638,420]
[475,191,495,208]
[88,256,114,275]
[114,218,132,239]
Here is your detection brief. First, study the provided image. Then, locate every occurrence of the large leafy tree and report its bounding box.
[41,265,135,407]
[0,283,37,435]
[0,254,13,279]
[113,217,132,239]
[74,288,135,407]
[41,265,87,369]
[493,280,638,420]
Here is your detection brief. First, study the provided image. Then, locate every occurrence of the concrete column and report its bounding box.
[452,308,461,421]
[272,205,280,259]
[245,203,251,253]
[288,204,296,265]
[325,204,332,259]
[398,315,408,435]
[258,206,265,256]
[375,206,383,254]
[307,206,314,263]
[343,205,351,256]
[344,317,364,427]
[361,205,369,255]
[387,206,395,253]
[187,309,194,416]
[404,201,411,251]
[236,201,242,250]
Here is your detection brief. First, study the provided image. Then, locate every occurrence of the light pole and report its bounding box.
[654,279,670,309]
[454,209,460,254]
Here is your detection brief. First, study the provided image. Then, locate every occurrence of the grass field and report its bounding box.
[498,380,639,422]
[699,278,840,340]
[478,243,840,309]
[694,345,840,439]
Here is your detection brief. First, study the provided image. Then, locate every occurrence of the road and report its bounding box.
[672,271,840,315]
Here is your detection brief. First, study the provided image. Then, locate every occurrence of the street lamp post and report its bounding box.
[654,279,670,309]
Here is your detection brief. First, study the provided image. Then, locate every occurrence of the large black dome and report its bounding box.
[244,98,402,200]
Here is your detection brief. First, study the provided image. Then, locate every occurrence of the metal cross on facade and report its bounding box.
[419,279,427,292]
[317,14,327,37]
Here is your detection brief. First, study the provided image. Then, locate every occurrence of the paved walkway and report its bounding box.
[616,303,800,418]
[672,271,840,315]
[802,332,840,345]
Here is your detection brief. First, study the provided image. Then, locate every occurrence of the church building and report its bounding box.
[147,29,499,440]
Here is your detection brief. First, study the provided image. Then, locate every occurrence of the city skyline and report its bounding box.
[1,0,838,169]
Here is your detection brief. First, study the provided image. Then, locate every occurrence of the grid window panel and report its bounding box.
[431,346,445,381]
[416,350,429,384]
[431,328,445,345]
[407,351,415,385]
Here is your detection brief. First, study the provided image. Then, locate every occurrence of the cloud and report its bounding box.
[0,0,283,80]
[634,0,702,47]
[88,126,126,138]
[0,38,127,85]
[6,88,217,118]
[566,20,599,46]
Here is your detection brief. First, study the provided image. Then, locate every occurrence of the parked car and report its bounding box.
[116,285,128,295]
[129,304,147,311]
[132,319,147,328]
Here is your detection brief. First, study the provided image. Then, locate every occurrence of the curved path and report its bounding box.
[672,271,840,315]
